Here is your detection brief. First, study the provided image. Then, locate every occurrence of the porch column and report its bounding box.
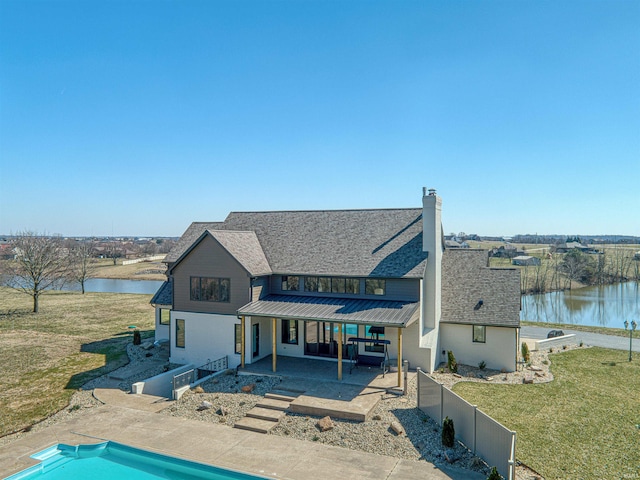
[272,318,277,373]
[397,327,403,387]
[337,323,343,381]
[240,316,245,369]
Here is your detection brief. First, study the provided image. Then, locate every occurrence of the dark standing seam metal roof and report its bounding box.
[150,280,172,306]
[237,294,420,327]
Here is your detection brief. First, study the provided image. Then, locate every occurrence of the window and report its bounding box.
[190,277,230,302]
[365,326,385,353]
[305,276,318,292]
[473,325,486,343]
[318,277,331,292]
[281,319,298,344]
[234,324,242,354]
[345,278,360,294]
[365,279,386,295]
[159,308,170,325]
[331,278,346,293]
[281,276,299,291]
[176,319,185,348]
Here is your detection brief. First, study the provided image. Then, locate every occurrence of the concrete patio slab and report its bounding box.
[0,404,486,480]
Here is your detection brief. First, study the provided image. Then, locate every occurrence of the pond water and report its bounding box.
[521,281,640,329]
[62,278,164,295]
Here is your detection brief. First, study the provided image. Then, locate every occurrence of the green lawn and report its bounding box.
[453,348,640,480]
[0,288,155,437]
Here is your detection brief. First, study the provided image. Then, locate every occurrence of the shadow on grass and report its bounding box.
[65,329,154,390]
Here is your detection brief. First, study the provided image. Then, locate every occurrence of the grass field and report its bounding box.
[93,258,166,281]
[0,287,155,437]
[453,347,640,480]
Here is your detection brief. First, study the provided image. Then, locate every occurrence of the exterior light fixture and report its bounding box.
[474,299,484,311]
[624,320,637,362]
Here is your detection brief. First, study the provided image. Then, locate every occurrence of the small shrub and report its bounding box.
[579,341,584,347]
[562,345,568,350]
[312,435,320,442]
[442,416,455,448]
[487,466,503,480]
[447,351,458,374]
[478,360,486,370]
[542,360,549,365]
[68,404,81,412]
[549,347,554,353]
[132,330,141,345]
[521,342,530,363]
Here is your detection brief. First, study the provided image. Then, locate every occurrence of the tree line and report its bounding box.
[519,248,639,294]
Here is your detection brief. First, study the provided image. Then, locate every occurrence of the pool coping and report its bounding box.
[0,404,485,480]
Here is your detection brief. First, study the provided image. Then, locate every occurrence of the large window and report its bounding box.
[176,319,185,348]
[304,276,360,294]
[473,325,486,343]
[281,276,299,291]
[190,277,230,302]
[365,279,386,295]
[234,324,242,354]
[281,319,298,344]
[160,308,170,325]
[365,325,385,353]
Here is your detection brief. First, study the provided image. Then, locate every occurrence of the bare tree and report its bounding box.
[105,241,122,266]
[69,239,97,294]
[2,232,69,313]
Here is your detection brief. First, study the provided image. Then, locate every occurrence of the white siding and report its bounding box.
[440,323,517,372]
[170,311,242,368]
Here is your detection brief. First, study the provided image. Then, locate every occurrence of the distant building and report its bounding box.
[512,256,541,267]
[553,242,599,254]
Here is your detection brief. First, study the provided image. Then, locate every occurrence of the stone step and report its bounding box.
[245,407,285,422]
[265,392,298,402]
[256,397,291,411]
[234,417,278,434]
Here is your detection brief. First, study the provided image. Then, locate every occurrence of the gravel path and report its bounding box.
[2,341,581,478]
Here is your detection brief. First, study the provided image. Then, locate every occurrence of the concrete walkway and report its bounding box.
[0,404,485,480]
[521,326,640,352]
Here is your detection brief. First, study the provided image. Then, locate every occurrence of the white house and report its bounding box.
[151,188,521,382]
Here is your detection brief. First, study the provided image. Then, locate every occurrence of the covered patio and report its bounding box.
[237,294,420,388]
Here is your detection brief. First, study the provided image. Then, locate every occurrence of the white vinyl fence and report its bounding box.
[122,255,166,265]
[417,368,516,480]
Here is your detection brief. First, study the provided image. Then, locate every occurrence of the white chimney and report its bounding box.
[422,187,442,330]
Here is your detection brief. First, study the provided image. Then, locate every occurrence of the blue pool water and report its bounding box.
[5,442,267,480]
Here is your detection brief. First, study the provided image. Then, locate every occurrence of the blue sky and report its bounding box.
[1,0,638,237]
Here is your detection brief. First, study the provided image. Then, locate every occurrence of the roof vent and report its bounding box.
[428,188,436,196]
[422,187,427,196]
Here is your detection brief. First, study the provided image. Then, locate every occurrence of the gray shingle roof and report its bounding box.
[441,249,521,327]
[164,222,224,264]
[150,280,172,305]
[165,209,429,278]
[238,294,420,327]
[207,230,272,276]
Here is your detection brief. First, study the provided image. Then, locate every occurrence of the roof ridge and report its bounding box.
[227,207,421,214]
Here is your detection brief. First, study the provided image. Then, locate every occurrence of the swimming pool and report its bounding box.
[4,441,268,480]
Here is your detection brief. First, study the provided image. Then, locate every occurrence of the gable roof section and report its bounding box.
[223,209,427,278]
[206,230,272,276]
[168,229,271,277]
[164,222,224,264]
[164,208,428,278]
[441,249,521,328]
